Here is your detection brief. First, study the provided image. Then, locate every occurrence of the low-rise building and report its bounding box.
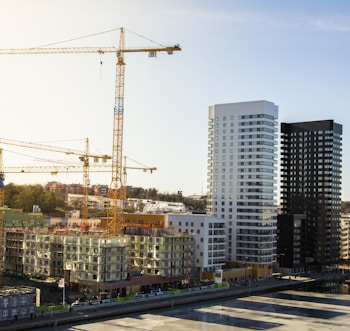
[0,287,37,321]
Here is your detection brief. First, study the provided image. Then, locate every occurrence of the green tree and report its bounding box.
[5,183,65,214]
[4,183,22,207]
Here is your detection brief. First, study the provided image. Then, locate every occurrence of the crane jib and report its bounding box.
[0,45,181,55]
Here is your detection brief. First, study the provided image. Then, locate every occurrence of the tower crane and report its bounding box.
[3,162,156,175]
[3,158,156,221]
[0,27,181,235]
[3,157,156,207]
[0,137,111,221]
[0,149,5,285]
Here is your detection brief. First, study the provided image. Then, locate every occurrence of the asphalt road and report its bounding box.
[1,274,339,331]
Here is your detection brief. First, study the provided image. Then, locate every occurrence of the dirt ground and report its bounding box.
[1,276,64,305]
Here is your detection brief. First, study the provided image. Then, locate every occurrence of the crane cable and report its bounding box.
[33,28,121,48]
[32,27,166,49]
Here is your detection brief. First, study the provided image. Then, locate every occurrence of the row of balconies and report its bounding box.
[130,245,193,254]
[4,256,23,263]
[63,254,124,264]
[129,252,192,260]
[4,241,23,248]
[132,260,192,271]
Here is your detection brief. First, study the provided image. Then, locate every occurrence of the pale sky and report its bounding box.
[0,0,349,200]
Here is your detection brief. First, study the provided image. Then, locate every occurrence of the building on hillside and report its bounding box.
[143,201,186,213]
[67,193,109,211]
[206,100,278,278]
[66,195,186,215]
[165,214,225,279]
[91,184,109,197]
[45,182,85,195]
[187,194,207,201]
[46,182,109,197]
[279,120,342,270]
[45,181,67,193]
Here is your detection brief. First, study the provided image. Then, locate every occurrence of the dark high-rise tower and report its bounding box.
[279,120,342,270]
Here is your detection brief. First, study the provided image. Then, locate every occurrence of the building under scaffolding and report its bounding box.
[5,229,128,281]
[4,225,194,298]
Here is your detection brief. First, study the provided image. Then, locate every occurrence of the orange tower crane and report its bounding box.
[0,137,110,221]
[0,27,181,235]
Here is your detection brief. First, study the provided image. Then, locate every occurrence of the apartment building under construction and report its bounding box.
[4,214,194,298]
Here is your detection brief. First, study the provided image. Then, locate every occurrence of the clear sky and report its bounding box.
[0,0,349,200]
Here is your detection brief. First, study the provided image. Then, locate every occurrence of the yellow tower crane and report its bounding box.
[3,159,156,176]
[3,156,156,216]
[0,27,181,235]
[0,137,111,221]
[0,148,5,285]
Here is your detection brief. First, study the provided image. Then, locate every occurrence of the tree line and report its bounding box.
[4,183,65,214]
[4,183,350,215]
[4,183,350,216]
[2,183,207,215]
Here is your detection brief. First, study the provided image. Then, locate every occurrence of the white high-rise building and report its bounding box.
[207,100,278,271]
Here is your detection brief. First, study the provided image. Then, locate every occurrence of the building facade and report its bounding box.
[4,226,193,298]
[207,101,278,272]
[125,227,194,278]
[279,120,342,269]
[276,213,306,274]
[0,287,37,321]
[166,214,226,278]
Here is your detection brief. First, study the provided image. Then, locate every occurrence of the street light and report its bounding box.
[245,257,249,286]
[279,253,285,276]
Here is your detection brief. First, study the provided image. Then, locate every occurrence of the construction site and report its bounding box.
[0,28,184,321]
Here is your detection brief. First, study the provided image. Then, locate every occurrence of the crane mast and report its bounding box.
[82,138,90,221]
[108,28,126,235]
[0,149,5,285]
[0,27,181,235]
